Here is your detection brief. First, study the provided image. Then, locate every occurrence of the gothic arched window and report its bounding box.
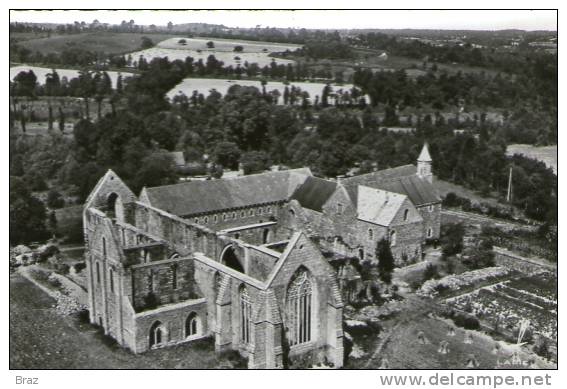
[149,321,165,348]
[109,268,114,293]
[286,268,313,346]
[185,312,199,337]
[96,262,101,284]
[214,271,222,301]
[239,285,252,344]
[403,209,409,221]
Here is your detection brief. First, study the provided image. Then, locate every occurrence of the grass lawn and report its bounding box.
[434,177,503,208]
[10,273,241,369]
[14,32,181,55]
[378,316,553,369]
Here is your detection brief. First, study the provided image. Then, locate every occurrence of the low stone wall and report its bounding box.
[493,247,556,274]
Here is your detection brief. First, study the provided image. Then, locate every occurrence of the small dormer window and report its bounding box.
[213,215,218,223]
[337,203,343,215]
[204,216,209,224]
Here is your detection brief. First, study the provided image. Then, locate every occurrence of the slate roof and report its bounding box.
[342,164,440,206]
[142,168,312,216]
[357,186,407,226]
[290,176,338,212]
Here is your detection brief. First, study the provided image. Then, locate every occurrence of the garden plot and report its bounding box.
[167,77,362,105]
[445,272,557,343]
[10,65,133,88]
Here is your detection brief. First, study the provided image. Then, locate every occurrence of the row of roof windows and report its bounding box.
[194,206,273,225]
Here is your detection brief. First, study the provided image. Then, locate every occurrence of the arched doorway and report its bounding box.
[220,246,244,273]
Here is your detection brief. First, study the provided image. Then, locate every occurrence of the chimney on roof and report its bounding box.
[417,142,433,184]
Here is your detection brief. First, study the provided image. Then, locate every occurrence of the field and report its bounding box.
[14,32,180,55]
[167,77,362,104]
[10,65,134,87]
[157,36,301,53]
[129,36,300,67]
[9,273,242,369]
[507,144,557,174]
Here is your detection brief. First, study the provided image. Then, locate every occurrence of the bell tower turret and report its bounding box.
[417,143,433,183]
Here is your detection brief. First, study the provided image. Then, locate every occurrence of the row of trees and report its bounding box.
[9,42,557,245]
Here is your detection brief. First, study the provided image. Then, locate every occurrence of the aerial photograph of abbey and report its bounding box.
[9,9,557,371]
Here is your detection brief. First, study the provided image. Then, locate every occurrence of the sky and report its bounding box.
[9,10,557,31]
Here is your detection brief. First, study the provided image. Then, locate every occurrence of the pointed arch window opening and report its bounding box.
[149,321,165,348]
[185,312,199,337]
[286,269,313,346]
[239,286,253,344]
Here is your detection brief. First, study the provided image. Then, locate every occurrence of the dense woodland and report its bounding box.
[9,25,557,246]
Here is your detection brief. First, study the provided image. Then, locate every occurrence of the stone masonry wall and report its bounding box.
[133,299,208,353]
[130,258,196,311]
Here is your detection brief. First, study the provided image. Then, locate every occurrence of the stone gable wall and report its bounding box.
[417,203,442,240]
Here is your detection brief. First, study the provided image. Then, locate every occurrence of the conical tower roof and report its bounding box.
[418,143,432,162]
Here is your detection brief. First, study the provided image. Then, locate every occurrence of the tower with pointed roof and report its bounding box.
[417,143,433,183]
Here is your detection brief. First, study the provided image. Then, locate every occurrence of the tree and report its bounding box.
[93,71,112,119]
[45,70,61,130]
[440,223,465,258]
[58,106,65,133]
[376,238,395,284]
[233,45,244,52]
[140,36,154,49]
[213,141,241,170]
[78,70,94,119]
[10,177,49,245]
[46,189,65,209]
[240,151,270,175]
[13,70,37,133]
[206,41,215,49]
[133,152,178,191]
